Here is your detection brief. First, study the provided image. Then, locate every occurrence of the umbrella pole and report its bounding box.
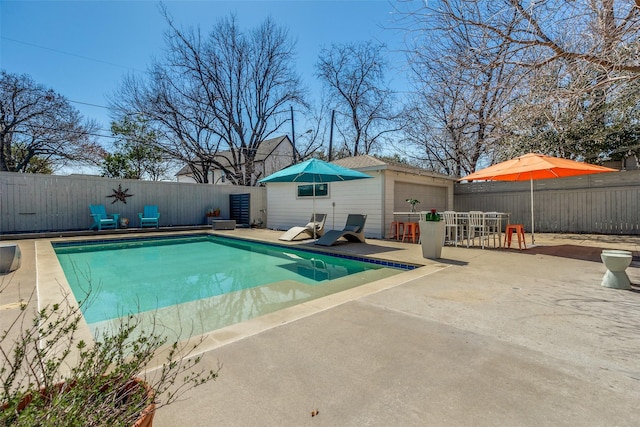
[313,182,316,240]
[530,178,535,246]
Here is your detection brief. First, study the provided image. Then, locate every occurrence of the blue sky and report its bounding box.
[1,0,411,141]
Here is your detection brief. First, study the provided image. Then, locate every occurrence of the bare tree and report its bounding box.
[396,0,640,168]
[112,10,304,185]
[316,41,401,157]
[484,0,640,161]
[397,1,524,176]
[439,0,640,79]
[500,61,640,162]
[0,71,102,173]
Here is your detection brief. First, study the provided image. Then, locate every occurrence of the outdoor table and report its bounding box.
[453,211,510,248]
[393,211,422,222]
[392,211,510,247]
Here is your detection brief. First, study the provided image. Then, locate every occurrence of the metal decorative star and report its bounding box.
[107,184,134,204]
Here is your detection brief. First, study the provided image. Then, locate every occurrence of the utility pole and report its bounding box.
[328,109,335,162]
[290,105,297,164]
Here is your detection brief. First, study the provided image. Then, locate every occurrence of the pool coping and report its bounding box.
[36,230,448,363]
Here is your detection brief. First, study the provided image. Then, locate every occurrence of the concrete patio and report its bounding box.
[2,230,639,426]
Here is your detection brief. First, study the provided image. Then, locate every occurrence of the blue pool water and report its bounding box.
[54,235,412,327]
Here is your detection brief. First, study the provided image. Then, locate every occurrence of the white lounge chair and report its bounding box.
[314,214,367,246]
[279,213,327,241]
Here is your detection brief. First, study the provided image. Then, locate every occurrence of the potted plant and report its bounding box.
[419,209,445,259]
[205,208,221,224]
[406,198,420,212]
[1,289,220,426]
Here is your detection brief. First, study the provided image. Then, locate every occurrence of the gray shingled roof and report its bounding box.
[176,135,292,176]
[331,155,387,169]
[332,155,453,180]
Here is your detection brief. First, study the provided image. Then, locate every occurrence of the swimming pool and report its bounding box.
[53,234,413,339]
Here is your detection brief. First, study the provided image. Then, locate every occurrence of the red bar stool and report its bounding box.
[504,224,526,249]
[402,222,420,243]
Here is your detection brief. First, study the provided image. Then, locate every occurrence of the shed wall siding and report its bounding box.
[265,173,383,238]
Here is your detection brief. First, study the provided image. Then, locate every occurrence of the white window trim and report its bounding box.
[296,183,330,199]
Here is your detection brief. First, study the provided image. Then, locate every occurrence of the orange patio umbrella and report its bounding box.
[459,153,617,245]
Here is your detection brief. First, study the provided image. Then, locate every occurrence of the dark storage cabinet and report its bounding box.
[230,193,250,227]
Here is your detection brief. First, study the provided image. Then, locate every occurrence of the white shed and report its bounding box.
[264,155,456,239]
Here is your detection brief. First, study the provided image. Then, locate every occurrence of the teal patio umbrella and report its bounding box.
[259,158,372,238]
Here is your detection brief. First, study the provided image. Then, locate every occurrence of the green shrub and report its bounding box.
[1,286,220,426]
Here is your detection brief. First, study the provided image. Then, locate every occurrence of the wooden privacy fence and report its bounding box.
[2,170,637,235]
[454,169,640,235]
[0,172,266,234]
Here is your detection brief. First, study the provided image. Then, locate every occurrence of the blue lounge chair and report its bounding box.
[139,205,160,228]
[314,214,367,246]
[89,205,119,231]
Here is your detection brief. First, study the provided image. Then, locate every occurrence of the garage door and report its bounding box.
[394,182,447,212]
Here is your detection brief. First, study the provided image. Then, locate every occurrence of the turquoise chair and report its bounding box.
[139,205,160,228]
[89,205,119,231]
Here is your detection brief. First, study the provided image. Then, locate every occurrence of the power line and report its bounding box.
[2,36,148,118]
[16,123,114,140]
[1,36,145,73]
[69,99,112,110]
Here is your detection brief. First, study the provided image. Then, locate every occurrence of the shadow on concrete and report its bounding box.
[546,233,640,246]
[524,244,640,265]
[431,258,469,267]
